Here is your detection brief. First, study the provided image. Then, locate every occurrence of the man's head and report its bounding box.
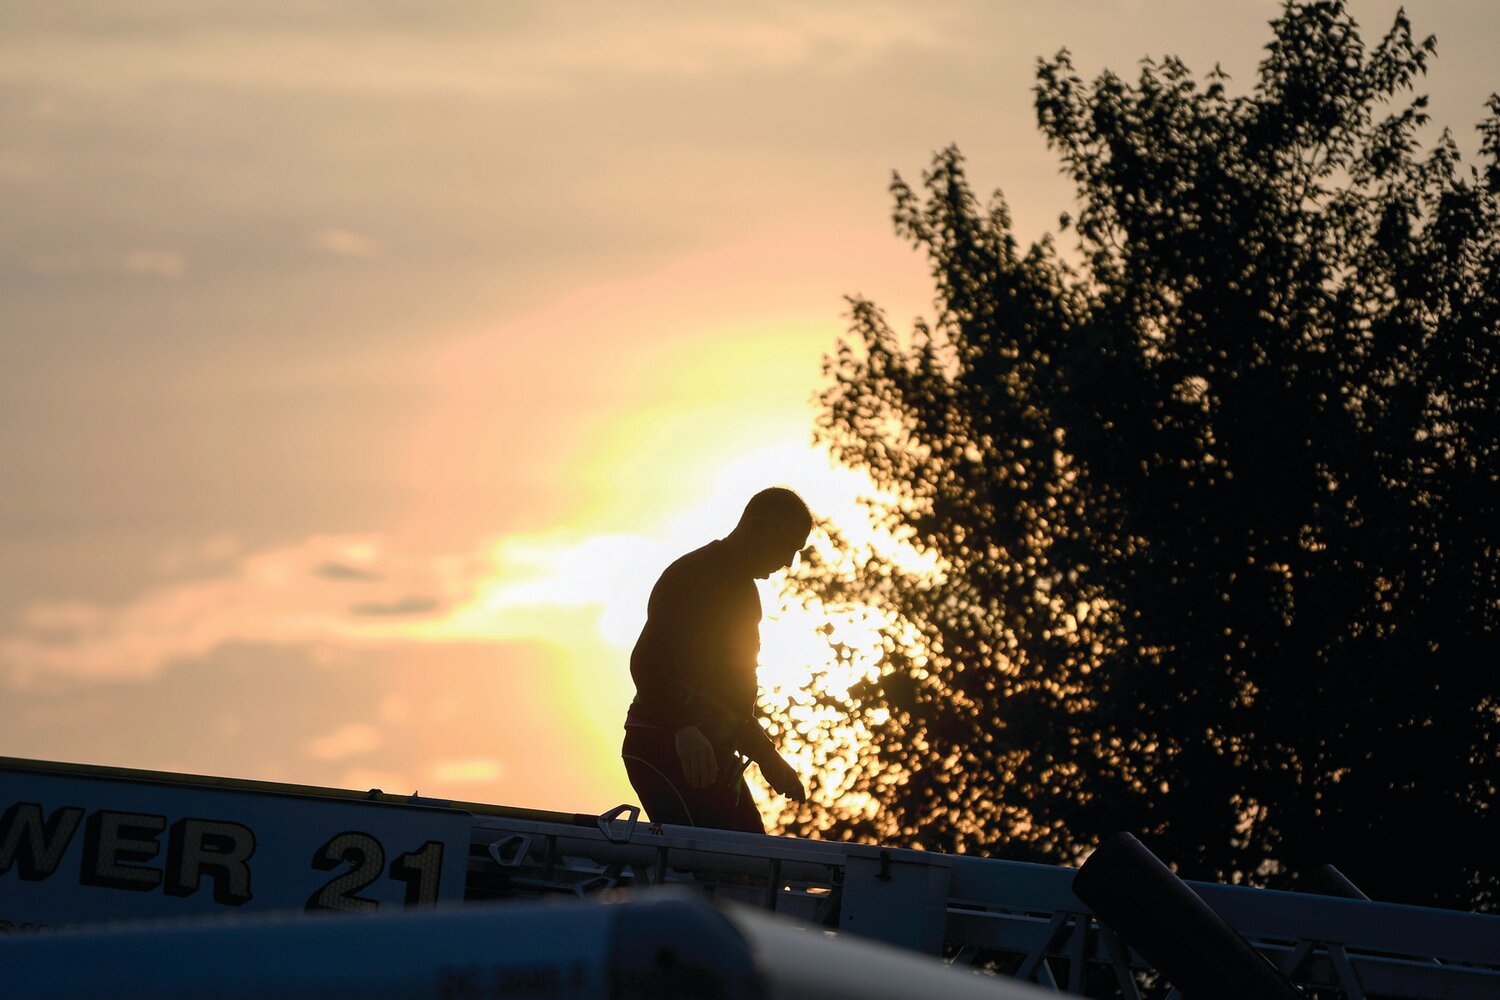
[730,487,813,578]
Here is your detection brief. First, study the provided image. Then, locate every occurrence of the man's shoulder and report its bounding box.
[655,538,760,598]
[660,538,732,583]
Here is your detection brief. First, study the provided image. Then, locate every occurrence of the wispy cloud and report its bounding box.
[0,535,478,687]
[0,2,957,101]
[309,227,382,259]
[315,561,385,582]
[307,722,382,761]
[0,527,659,688]
[350,595,441,617]
[121,249,188,279]
[24,248,188,279]
[432,758,502,783]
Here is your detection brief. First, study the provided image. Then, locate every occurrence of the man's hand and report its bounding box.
[674,725,718,789]
[761,754,806,802]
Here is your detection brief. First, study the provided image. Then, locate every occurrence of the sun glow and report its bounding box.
[426,437,901,657]
[408,425,927,813]
[354,300,943,814]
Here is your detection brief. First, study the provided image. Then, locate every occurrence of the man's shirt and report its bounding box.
[627,539,774,759]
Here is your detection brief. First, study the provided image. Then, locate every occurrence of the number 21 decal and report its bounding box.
[306,832,444,912]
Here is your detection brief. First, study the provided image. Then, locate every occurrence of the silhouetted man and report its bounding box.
[622,487,811,834]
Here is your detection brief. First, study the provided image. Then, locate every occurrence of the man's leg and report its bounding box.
[621,728,697,826]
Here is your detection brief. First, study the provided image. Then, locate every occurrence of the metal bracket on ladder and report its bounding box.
[572,874,617,897]
[488,834,531,867]
[1100,925,1143,1000]
[596,804,639,845]
[1016,911,1072,990]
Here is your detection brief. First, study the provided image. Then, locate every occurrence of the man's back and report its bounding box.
[628,539,761,742]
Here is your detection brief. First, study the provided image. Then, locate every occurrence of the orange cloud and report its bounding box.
[307,722,382,761]
[0,534,479,687]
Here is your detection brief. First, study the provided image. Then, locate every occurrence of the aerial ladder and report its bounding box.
[3,755,1497,998]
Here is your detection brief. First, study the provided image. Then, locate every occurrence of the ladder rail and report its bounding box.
[468,811,1500,1000]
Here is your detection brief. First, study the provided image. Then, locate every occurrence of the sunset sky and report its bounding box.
[3,1,1496,815]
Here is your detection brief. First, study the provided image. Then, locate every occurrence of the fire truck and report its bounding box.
[2,755,1496,998]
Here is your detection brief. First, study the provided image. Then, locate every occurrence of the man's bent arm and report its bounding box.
[733,718,782,766]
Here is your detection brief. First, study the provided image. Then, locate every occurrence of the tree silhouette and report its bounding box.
[772,1,1498,911]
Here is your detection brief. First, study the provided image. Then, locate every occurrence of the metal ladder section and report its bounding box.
[464,807,1500,1000]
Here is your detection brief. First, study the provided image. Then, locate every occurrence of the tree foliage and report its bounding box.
[774,1,1499,911]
